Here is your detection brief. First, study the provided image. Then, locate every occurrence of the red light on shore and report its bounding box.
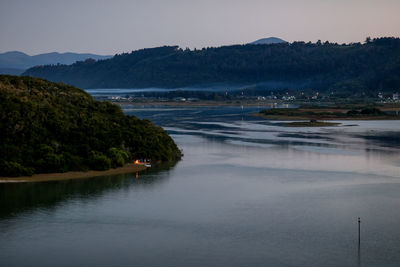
[134,160,140,164]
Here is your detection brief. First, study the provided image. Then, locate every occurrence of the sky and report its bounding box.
[1,0,399,55]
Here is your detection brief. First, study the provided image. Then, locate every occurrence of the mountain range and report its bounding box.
[22,37,400,93]
[0,51,112,75]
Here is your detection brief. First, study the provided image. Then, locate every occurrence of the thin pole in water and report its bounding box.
[358,217,361,248]
[358,217,361,267]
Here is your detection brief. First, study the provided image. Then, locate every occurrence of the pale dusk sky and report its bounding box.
[0,0,399,55]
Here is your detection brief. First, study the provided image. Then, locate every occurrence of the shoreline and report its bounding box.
[254,113,400,121]
[111,100,400,109]
[0,163,147,183]
[114,101,280,107]
[279,121,341,127]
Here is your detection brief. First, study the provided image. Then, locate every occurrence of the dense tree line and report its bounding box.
[0,75,181,177]
[23,38,400,92]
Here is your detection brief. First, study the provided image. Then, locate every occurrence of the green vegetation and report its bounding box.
[0,75,181,177]
[258,105,400,120]
[23,37,400,93]
[346,107,385,116]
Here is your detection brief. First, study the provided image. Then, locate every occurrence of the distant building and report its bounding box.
[311,92,319,100]
[393,93,399,101]
[282,95,296,101]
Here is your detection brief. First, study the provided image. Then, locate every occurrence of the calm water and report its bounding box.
[1,105,400,267]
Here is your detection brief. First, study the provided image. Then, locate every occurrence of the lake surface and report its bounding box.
[1,105,400,267]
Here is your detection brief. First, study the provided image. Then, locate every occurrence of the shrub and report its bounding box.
[88,151,111,171]
[0,161,34,177]
[107,147,129,168]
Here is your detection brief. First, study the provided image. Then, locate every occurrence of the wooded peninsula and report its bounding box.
[0,75,181,177]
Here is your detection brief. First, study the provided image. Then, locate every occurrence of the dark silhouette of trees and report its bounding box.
[23,38,400,93]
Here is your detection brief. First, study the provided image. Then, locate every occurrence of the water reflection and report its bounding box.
[0,163,177,219]
[1,106,400,267]
[130,106,400,178]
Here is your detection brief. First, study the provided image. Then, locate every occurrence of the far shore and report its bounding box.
[254,113,400,121]
[114,100,281,107]
[112,100,400,109]
[254,105,400,121]
[0,163,147,183]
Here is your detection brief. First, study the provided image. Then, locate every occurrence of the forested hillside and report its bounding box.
[23,38,400,92]
[0,75,181,177]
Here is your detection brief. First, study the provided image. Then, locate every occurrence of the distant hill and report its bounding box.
[0,68,24,76]
[250,37,287,45]
[0,75,181,177]
[23,38,400,93]
[0,51,112,74]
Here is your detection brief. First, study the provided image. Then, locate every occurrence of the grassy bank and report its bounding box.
[257,106,400,121]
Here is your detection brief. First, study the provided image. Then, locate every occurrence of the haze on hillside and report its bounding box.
[23,38,400,93]
[0,0,399,55]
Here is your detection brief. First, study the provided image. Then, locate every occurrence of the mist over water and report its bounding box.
[1,105,400,266]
